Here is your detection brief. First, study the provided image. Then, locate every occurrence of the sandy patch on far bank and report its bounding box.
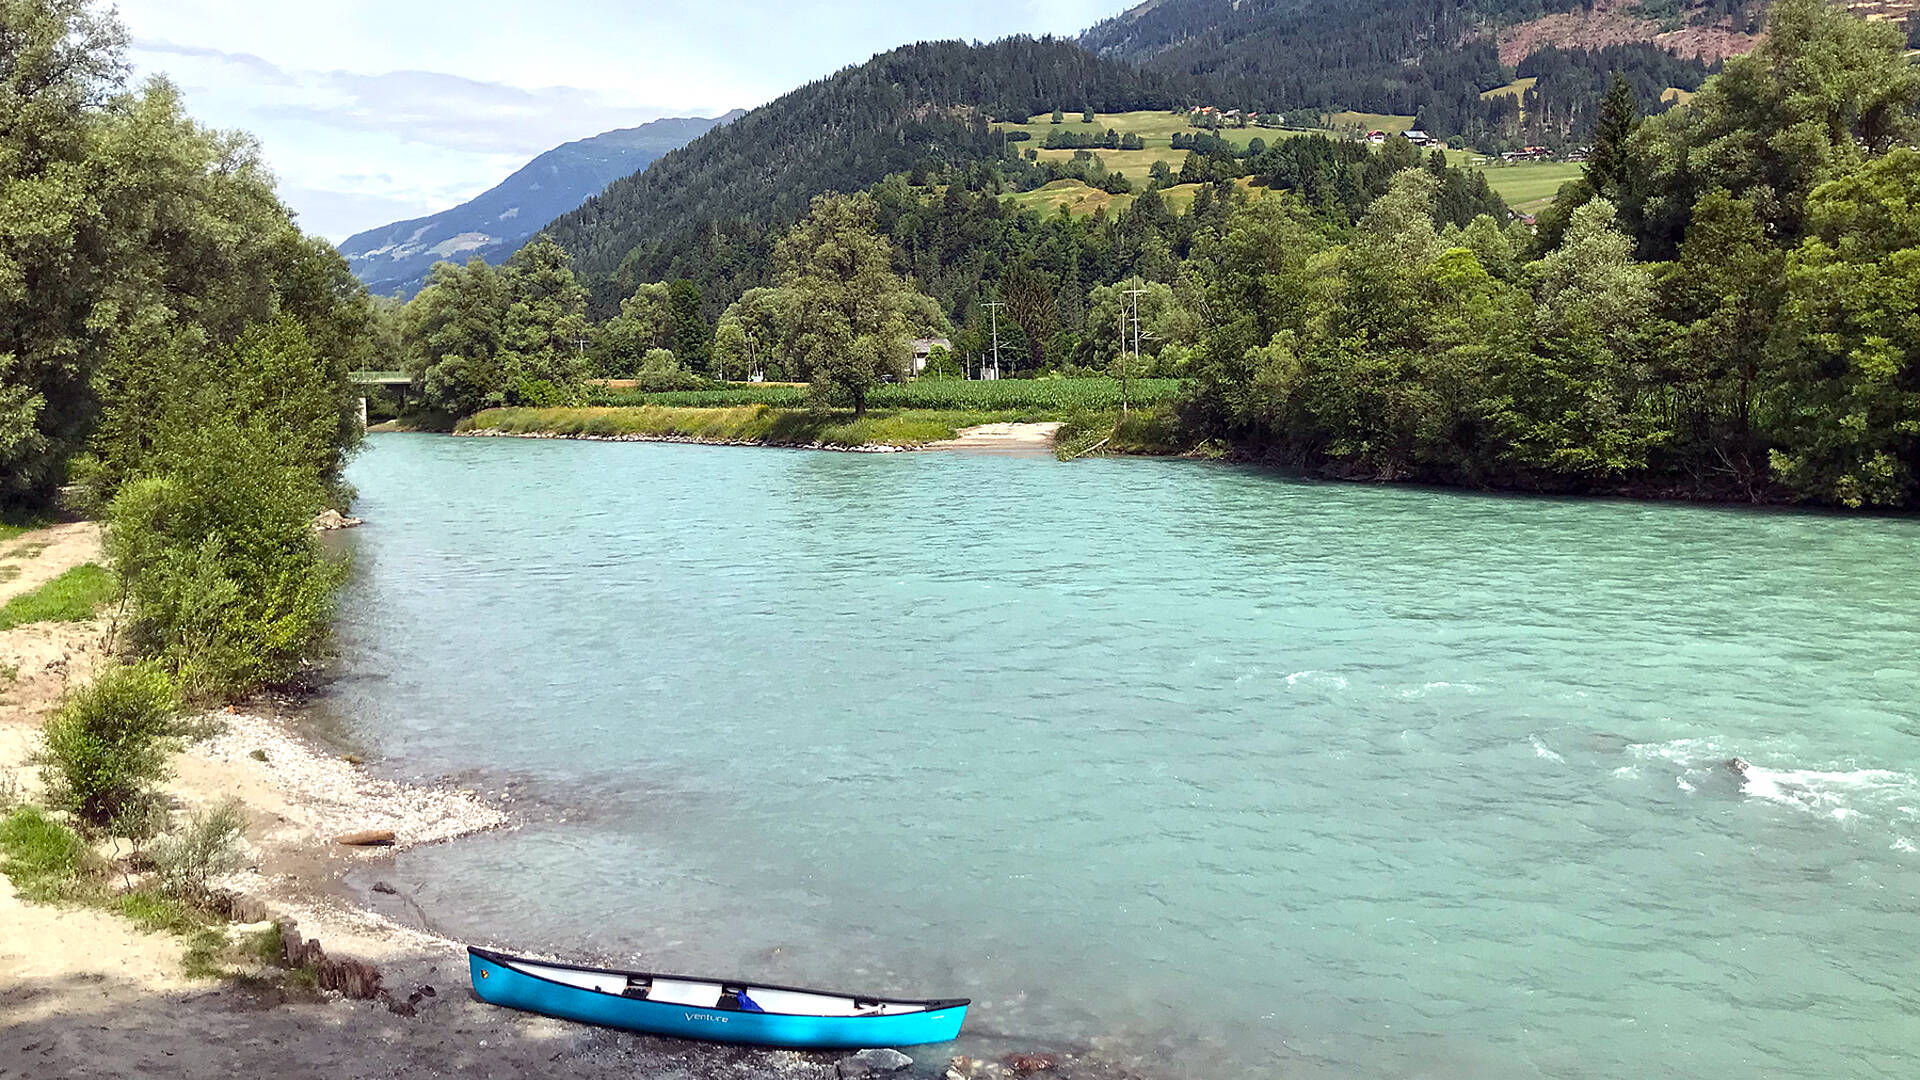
[926,422,1063,456]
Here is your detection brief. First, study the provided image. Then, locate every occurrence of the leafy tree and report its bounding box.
[498,235,591,404]
[773,193,943,415]
[1052,107,1066,124]
[405,258,509,416]
[406,237,591,414]
[1626,0,1920,255]
[1764,149,1920,507]
[602,282,674,373]
[88,319,359,506]
[714,287,800,380]
[1655,190,1782,492]
[1081,108,1096,123]
[1,1,367,510]
[0,0,128,508]
[1505,198,1665,479]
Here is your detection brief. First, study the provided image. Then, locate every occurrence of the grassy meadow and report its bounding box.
[1472,160,1584,213]
[995,108,1584,219]
[463,405,1032,448]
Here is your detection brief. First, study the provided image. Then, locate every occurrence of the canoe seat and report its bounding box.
[506,959,626,995]
[647,978,723,1008]
[739,987,911,1016]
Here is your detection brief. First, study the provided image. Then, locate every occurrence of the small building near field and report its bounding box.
[910,337,953,375]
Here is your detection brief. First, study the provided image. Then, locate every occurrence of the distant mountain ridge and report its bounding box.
[341,110,745,298]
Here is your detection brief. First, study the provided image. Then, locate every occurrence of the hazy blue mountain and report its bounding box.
[341,110,745,297]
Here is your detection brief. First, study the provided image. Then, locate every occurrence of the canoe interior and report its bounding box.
[466,946,970,1049]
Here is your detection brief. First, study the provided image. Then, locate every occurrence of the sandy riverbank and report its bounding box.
[0,522,860,1080]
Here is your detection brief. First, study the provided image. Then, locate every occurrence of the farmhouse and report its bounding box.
[911,337,953,375]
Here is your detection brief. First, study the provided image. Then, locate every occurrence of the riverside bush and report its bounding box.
[108,418,345,697]
[149,798,247,899]
[36,662,182,831]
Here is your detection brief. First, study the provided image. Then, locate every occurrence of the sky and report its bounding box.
[116,1,1126,243]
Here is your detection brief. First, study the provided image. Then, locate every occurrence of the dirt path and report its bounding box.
[0,522,103,608]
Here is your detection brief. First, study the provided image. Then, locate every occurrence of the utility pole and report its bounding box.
[982,300,1004,381]
[1123,284,1150,418]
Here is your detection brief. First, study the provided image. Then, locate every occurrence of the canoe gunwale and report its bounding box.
[466,946,972,1013]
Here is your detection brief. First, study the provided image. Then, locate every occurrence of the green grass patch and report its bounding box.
[619,378,1184,413]
[0,516,51,545]
[465,405,1027,448]
[1,804,292,982]
[1469,160,1585,213]
[1327,111,1416,134]
[0,563,114,631]
[999,109,1350,178]
[1003,178,1135,219]
[0,806,102,903]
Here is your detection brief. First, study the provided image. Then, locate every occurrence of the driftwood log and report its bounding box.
[334,829,397,847]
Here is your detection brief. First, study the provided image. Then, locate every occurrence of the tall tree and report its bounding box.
[1583,73,1639,201]
[667,279,711,372]
[774,193,942,415]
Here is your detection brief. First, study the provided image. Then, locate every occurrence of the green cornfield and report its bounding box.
[617,378,1184,412]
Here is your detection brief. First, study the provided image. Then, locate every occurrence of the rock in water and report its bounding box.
[838,1048,913,1078]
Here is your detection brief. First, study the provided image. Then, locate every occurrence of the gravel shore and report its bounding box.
[195,708,506,849]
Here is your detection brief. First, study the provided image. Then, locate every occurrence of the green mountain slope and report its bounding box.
[1078,0,1730,144]
[543,37,1196,307]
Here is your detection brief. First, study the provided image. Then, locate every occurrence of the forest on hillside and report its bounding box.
[1079,0,1735,146]
[404,0,1920,509]
[545,38,1197,308]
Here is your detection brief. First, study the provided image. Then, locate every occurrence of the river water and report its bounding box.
[328,434,1920,1079]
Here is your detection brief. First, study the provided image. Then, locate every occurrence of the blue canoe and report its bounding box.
[467,946,969,1049]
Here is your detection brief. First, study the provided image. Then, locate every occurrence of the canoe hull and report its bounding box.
[467,950,968,1049]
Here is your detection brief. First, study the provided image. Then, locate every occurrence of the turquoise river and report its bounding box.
[326,434,1920,1079]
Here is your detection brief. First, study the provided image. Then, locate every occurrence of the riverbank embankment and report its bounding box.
[459,404,1074,455]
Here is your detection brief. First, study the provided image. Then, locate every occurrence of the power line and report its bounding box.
[982,301,1004,381]
[1122,286,1149,417]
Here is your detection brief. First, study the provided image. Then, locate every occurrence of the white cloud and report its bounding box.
[112,0,1132,242]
